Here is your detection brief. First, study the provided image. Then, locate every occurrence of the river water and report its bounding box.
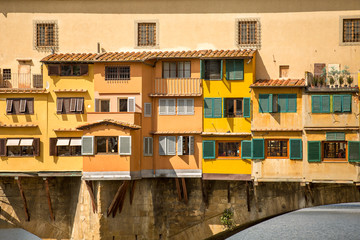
[228,203,360,240]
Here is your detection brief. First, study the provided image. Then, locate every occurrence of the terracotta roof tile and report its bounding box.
[77,119,141,130]
[250,79,306,88]
[53,89,87,93]
[41,49,256,63]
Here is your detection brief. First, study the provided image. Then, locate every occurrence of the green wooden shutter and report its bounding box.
[269,94,273,113]
[204,98,213,118]
[290,139,302,159]
[243,98,251,118]
[308,141,321,162]
[200,60,205,79]
[312,96,321,113]
[226,60,234,80]
[326,132,345,141]
[213,98,222,118]
[259,94,269,113]
[203,140,215,159]
[342,95,351,112]
[333,95,342,112]
[321,95,330,113]
[236,59,244,80]
[223,98,227,117]
[348,141,360,162]
[326,132,336,141]
[252,139,264,159]
[241,140,252,159]
[278,94,287,112]
[220,60,224,80]
[287,94,297,112]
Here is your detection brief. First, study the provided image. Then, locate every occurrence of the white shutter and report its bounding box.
[144,103,152,117]
[167,136,176,155]
[177,99,185,115]
[186,99,194,115]
[119,136,131,155]
[184,62,191,78]
[167,99,176,115]
[177,136,183,155]
[143,137,153,156]
[178,62,184,78]
[159,136,166,155]
[189,136,195,155]
[19,99,27,113]
[127,97,135,112]
[159,99,167,115]
[81,136,94,155]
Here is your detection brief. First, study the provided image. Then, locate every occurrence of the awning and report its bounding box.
[19,139,33,146]
[70,138,82,146]
[56,138,70,146]
[6,139,20,146]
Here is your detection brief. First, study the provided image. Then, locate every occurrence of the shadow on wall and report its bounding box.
[1,0,359,14]
[0,228,41,240]
[255,53,270,80]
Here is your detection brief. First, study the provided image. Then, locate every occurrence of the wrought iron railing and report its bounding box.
[0,73,43,89]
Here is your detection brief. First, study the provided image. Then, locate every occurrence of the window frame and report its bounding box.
[224,98,244,118]
[162,61,191,79]
[236,18,261,49]
[265,139,289,159]
[177,98,194,115]
[33,20,58,51]
[6,98,34,115]
[105,66,130,80]
[57,97,84,114]
[340,16,360,46]
[5,138,39,157]
[95,136,118,155]
[322,141,347,162]
[216,141,241,159]
[158,98,176,115]
[55,138,82,157]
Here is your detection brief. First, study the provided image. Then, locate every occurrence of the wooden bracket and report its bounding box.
[107,181,129,217]
[16,177,30,221]
[43,178,55,221]
[85,181,97,213]
[181,178,188,204]
[175,178,188,204]
[245,181,251,212]
[201,180,209,208]
[306,183,314,203]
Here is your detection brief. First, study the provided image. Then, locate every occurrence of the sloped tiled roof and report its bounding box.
[41,49,256,63]
[250,79,306,88]
[76,119,141,130]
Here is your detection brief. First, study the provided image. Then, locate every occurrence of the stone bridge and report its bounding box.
[0,177,359,240]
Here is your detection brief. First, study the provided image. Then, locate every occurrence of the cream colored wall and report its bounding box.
[1,3,360,80]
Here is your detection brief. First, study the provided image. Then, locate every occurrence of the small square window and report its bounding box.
[118,99,128,112]
[343,19,360,43]
[34,21,58,51]
[279,66,289,78]
[105,66,130,80]
[2,69,11,81]
[236,19,261,48]
[266,140,288,158]
[217,142,240,158]
[224,98,243,117]
[138,23,156,46]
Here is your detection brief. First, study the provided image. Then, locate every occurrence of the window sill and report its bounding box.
[216,157,241,160]
[322,159,347,162]
[95,153,118,155]
[6,155,35,157]
[266,156,289,159]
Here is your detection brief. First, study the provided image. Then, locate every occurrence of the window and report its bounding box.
[177,99,194,115]
[34,21,58,51]
[202,60,223,80]
[159,136,176,156]
[96,136,118,154]
[343,18,360,43]
[2,69,11,80]
[137,22,157,47]
[48,64,88,76]
[2,138,40,157]
[57,98,84,114]
[279,65,289,78]
[95,99,110,112]
[204,98,222,118]
[312,95,351,113]
[144,137,153,156]
[50,138,81,156]
[177,136,194,155]
[323,142,347,161]
[333,95,352,113]
[162,62,191,78]
[224,98,243,117]
[259,94,296,113]
[226,59,244,80]
[159,99,176,115]
[237,19,260,48]
[6,98,34,115]
[105,66,130,80]
[217,142,240,158]
[144,103,152,117]
[118,97,135,112]
[266,140,288,158]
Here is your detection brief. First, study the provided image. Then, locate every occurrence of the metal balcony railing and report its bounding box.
[0,73,43,89]
[152,78,202,96]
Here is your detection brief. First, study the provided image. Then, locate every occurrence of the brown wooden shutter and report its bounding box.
[57,98,64,114]
[33,138,40,156]
[70,98,77,112]
[48,65,60,76]
[6,99,13,113]
[13,100,20,114]
[49,138,57,156]
[80,65,89,76]
[63,98,70,113]
[27,99,34,114]
[76,98,84,112]
[95,99,99,112]
[0,138,7,156]
[314,63,326,77]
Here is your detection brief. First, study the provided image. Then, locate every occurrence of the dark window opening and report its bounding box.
[224,98,243,117]
[204,60,221,80]
[266,140,288,157]
[119,99,128,112]
[323,142,346,160]
[105,66,130,80]
[217,142,240,158]
[96,136,118,154]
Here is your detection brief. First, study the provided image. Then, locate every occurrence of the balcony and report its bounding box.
[305,71,359,92]
[151,78,202,96]
[0,73,43,89]
[87,112,141,126]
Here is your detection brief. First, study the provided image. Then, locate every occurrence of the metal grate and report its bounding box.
[105,66,130,80]
[138,23,156,46]
[33,74,43,88]
[37,23,55,47]
[343,19,360,43]
[3,69,11,80]
[238,21,257,45]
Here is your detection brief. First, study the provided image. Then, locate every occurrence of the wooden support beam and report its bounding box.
[129,181,136,205]
[246,181,251,212]
[118,181,129,214]
[307,183,314,203]
[43,178,55,221]
[201,180,208,208]
[181,178,188,204]
[85,181,97,213]
[107,181,129,217]
[107,182,125,217]
[175,178,182,201]
[227,182,231,203]
[16,177,30,221]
